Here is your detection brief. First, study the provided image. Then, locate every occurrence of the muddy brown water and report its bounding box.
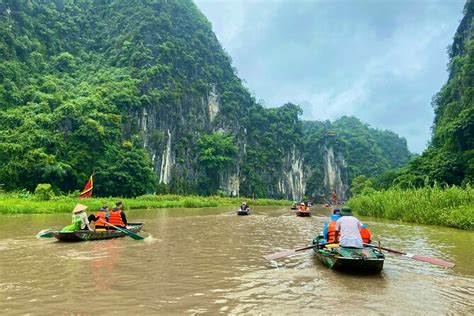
[0,206,473,315]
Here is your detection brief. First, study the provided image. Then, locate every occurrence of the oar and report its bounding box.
[364,243,455,268]
[99,219,144,240]
[37,229,55,238]
[263,242,335,261]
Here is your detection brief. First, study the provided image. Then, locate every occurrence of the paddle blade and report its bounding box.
[406,254,456,268]
[263,249,297,261]
[127,232,145,240]
[366,243,456,268]
[37,229,55,238]
[118,227,144,240]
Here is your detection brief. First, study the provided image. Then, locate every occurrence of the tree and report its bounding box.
[197,132,237,194]
[351,175,373,196]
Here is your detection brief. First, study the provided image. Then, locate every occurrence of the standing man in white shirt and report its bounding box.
[335,207,363,248]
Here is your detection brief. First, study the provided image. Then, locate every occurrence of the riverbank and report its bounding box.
[348,186,474,230]
[0,194,290,214]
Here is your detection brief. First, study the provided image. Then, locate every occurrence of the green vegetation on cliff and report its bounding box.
[303,116,413,184]
[0,0,413,199]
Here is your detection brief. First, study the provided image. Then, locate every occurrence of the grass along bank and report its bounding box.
[348,186,474,230]
[0,194,290,215]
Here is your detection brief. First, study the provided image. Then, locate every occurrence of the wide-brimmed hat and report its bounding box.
[73,204,88,214]
[341,207,353,216]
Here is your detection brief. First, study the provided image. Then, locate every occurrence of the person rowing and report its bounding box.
[61,204,93,232]
[334,207,363,248]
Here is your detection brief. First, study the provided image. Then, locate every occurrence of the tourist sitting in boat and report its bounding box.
[240,202,249,211]
[61,204,93,232]
[298,202,307,212]
[323,208,341,243]
[359,223,372,244]
[109,201,127,228]
[335,207,363,248]
[93,205,110,230]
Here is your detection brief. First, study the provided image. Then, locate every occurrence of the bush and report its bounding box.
[34,183,55,201]
[348,185,474,230]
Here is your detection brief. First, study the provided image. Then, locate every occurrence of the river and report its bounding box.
[0,205,473,315]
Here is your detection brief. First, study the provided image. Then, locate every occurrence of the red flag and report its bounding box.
[79,173,94,199]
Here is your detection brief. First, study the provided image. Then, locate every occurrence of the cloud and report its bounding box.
[194,0,465,153]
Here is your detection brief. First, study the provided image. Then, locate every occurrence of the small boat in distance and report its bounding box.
[296,210,311,217]
[53,223,144,242]
[296,202,311,216]
[237,208,251,216]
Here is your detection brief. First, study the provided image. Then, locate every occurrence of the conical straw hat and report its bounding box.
[73,204,88,214]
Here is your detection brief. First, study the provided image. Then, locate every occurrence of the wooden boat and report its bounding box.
[296,210,311,217]
[312,236,384,273]
[53,223,144,242]
[237,208,251,216]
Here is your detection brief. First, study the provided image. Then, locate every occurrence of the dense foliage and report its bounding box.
[241,103,303,198]
[303,116,413,184]
[0,0,412,198]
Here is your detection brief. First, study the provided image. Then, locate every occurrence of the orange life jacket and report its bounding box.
[95,210,108,228]
[327,221,338,243]
[360,227,371,243]
[109,209,124,227]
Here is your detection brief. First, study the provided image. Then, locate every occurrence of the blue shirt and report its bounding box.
[99,208,110,220]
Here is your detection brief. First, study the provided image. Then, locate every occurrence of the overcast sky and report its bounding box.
[194,0,465,153]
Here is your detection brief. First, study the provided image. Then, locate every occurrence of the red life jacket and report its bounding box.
[327,221,338,243]
[109,209,124,227]
[299,205,308,212]
[95,210,107,228]
[360,227,371,243]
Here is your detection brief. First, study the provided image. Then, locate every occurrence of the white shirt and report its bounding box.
[73,212,90,230]
[336,216,363,248]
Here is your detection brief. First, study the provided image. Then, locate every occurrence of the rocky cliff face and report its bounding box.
[137,82,310,200]
[322,145,349,202]
[0,0,409,198]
